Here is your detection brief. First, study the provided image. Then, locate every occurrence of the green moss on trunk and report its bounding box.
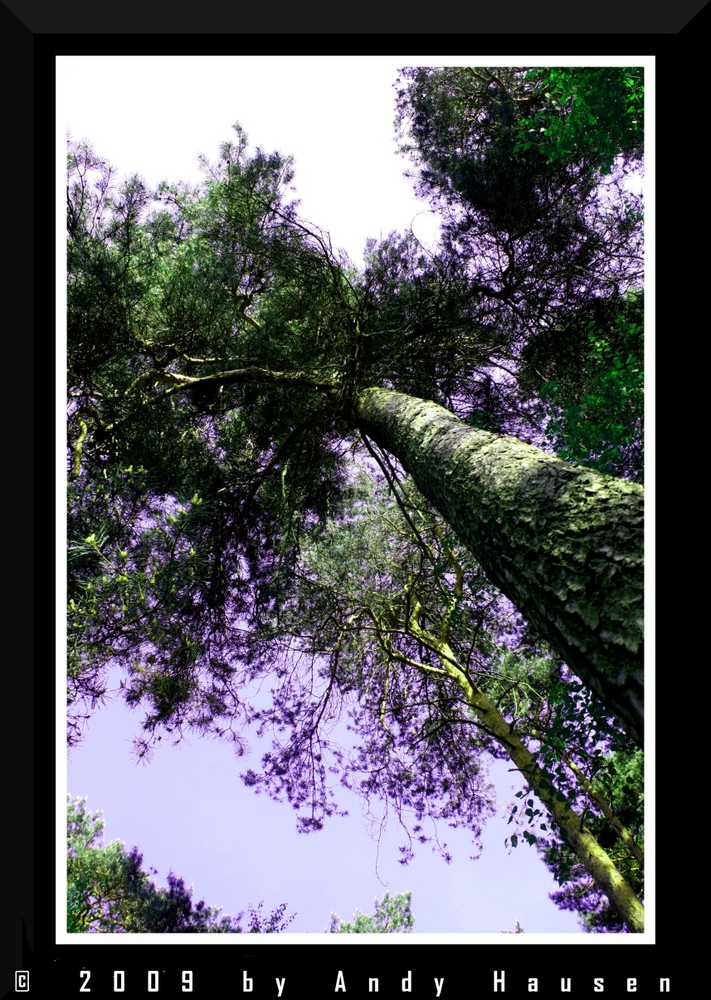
[354,387,644,746]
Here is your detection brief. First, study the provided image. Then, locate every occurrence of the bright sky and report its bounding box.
[57,54,652,944]
[59,55,442,267]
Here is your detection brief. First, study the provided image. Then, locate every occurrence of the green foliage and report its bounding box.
[67,796,144,933]
[514,68,644,175]
[67,97,644,749]
[66,82,644,932]
[481,636,644,933]
[328,892,414,933]
[532,293,644,480]
[396,66,560,233]
[66,129,357,748]
[394,64,643,381]
[66,796,293,933]
[541,746,644,932]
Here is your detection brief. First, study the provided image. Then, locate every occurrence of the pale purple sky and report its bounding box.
[67,681,582,936]
[57,54,652,942]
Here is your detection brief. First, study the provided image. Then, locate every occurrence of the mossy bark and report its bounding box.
[353,387,644,746]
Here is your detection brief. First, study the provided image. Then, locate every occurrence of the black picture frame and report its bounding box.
[10,2,696,994]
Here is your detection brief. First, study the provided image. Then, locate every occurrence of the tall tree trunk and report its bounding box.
[353,387,644,746]
[160,370,645,746]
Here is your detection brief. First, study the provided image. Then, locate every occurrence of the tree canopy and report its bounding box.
[328,892,414,933]
[66,65,645,932]
[67,796,292,933]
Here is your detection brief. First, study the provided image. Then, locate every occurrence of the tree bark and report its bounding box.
[353,387,644,746]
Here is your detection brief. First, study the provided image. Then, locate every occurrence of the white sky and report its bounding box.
[59,55,443,266]
[57,54,653,945]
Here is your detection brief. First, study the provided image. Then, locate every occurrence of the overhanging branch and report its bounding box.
[154,366,340,398]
